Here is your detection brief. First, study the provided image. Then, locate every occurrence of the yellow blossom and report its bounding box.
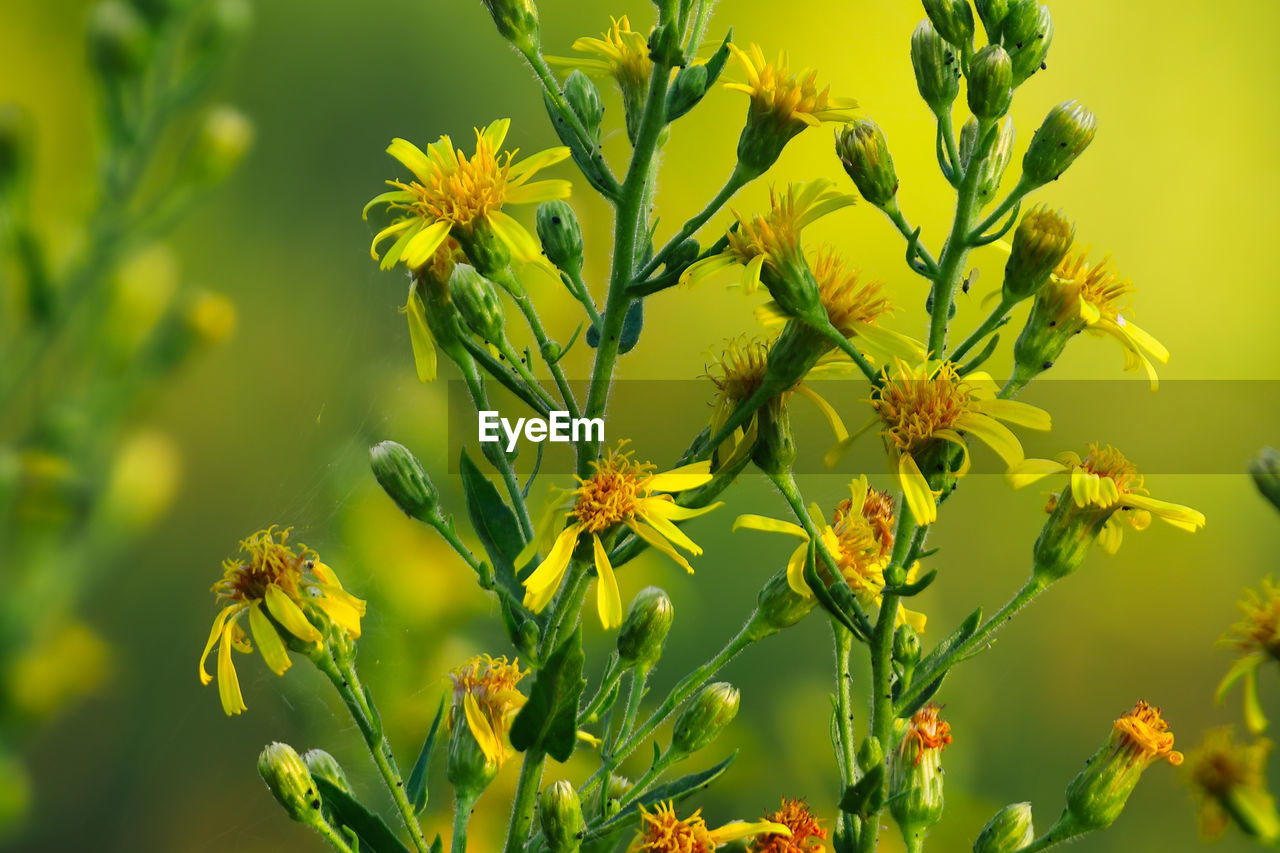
[631,801,789,852]
[448,654,527,768]
[1217,578,1280,734]
[749,798,827,853]
[1188,728,1279,841]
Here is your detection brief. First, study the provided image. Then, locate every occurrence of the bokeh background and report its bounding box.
[3,0,1279,850]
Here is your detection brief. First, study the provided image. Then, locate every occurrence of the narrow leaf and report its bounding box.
[838,764,885,818]
[509,626,587,762]
[459,448,526,603]
[313,777,412,853]
[406,694,446,813]
[588,751,738,837]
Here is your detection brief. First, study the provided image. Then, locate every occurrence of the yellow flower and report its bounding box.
[448,654,527,768]
[631,801,790,852]
[548,16,651,133]
[518,443,718,629]
[872,360,1052,525]
[1112,701,1184,767]
[198,527,366,716]
[755,247,925,361]
[1008,443,1206,552]
[1039,250,1169,389]
[1187,728,1279,841]
[749,798,827,853]
[734,476,926,632]
[365,119,570,271]
[1217,579,1280,735]
[900,704,953,763]
[682,180,855,296]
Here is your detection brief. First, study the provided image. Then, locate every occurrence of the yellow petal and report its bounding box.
[506,179,573,205]
[199,606,235,686]
[464,691,502,766]
[732,514,808,539]
[647,461,713,493]
[637,503,704,556]
[642,500,724,522]
[315,595,364,639]
[626,520,694,574]
[1124,494,1206,531]
[405,286,438,383]
[248,602,291,676]
[974,399,1052,431]
[680,253,737,288]
[509,146,571,180]
[217,622,247,716]
[486,210,542,263]
[954,413,1024,469]
[400,220,451,269]
[710,820,791,844]
[362,190,414,220]
[741,253,765,293]
[1006,458,1069,489]
[479,118,511,151]
[795,384,848,441]
[386,137,435,183]
[522,524,580,612]
[898,452,937,525]
[592,535,623,630]
[264,584,322,643]
[370,217,416,261]
[786,544,812,597]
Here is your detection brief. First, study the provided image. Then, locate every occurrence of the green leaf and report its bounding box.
[459,448,526,603]
[916,606,982,677]
[885,568,938,597]
[429,835,442,853]
[313,777,411,853]
[897,672,947,719]
[804,546,869,642]
[406,694,446,813]
[509,626,587,762]
[587,752,738,838]
[618,299,644,355]
[838,764,885,818]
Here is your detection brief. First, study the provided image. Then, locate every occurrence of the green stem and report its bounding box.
[503,749,546,853]
[817,321,884,384]
[521,49,620,199]
[894,576,1047,716]
[883,199,939,276]
[949,294,1016,364]
[939,110,961,184]
[617,744,676,810]
[537,561,590,662]
[495,338,560,412]
[634,164,750,286]
[318,653,430,853]
[563,266,602,326]
[969,178,1031,241]
[492,267,581,423]
[452,793,477,853]
[459,358,535,539]
[833,623,857,784]
[314,821,358,853]
[581,655,624,725]
[612,667,649,750]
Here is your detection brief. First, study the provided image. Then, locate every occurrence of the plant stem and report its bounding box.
[950,294,1016,364]
[314,821,358,853]
[833,622,857,784]
[490,267,581,422]
[581,655,624,725]
[612,667,649,750]
[883,200,939,276]
[503,749,546,853]
[459,358,535,538]
[818,321,884,384]
[969,178,1031,241]
[452,793,477,853]
[634,164,749,286]
[318,653,430,853]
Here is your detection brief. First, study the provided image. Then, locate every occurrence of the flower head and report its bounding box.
[750,798,826,853]
[890,704,951,840]
[366,119,570,272]
[872,360,1051,524]
[1216,579,1280,735]
[727,44,857,175]
[518,443,717,628]
[632,802,789,852]
[550,16,651,136]
[198,527,366,715]
[1187,728,1279,841]
[448,654,527,767]
[901,704,953,764]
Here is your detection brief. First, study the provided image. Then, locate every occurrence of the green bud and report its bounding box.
[193,0,253,55]
[536,200,585,277]
[1022,99,1097,186]
[187,105,254,185]
[857,736,885,774]
[448,263,506,342]
[1003,206,1073,301]
[974,0,1010,39]
[1010,290,1075,388]
[480,0,540,51]
[910,20,961,115]
[370,440,440,522]
[257,743,325,825]
[974,802,1035,853]
[894,624,923,669]
[747,569,817,641]
[966,45,1014,120]
[302,749,353,795]
[890,707,951,845]
[0,104,32,197]
[617,586,675,671]
[447,717,498,801]
[922,0,975,47]
[667,64,709,121]
[960,116,1015,206]
[1030,487,1109,582]
[836,119,899,208]
[1001,2,1053,86]
[672,682,740,755]
[563,71,604,143]
[87,1,152,80]
[539,780,585,853]
[1251,447,1280,512]
[751,401,797,476]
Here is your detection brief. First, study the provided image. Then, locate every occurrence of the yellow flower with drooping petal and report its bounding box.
[448,654,527,768]
[872,360,1052,525]
[518,443,717,629]
[1007,443,1206,553]
[734,476,926,632]
[1037,250,1169,389]
[365,119,570,271]
[1112,701,1184,767]
[750,798,827,853]
[198,527,366,716]
[548,15,652,136]
[1187,727,1279,841]
[681,180,855,297]
[631,801,790,852]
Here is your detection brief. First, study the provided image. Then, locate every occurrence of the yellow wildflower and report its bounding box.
[518,443,717,629]
[549,15,651,133]
[198,527,365,716]
[632,801,789,852]
[1217,579,1280,734]
[749,798,827,853]
[1187,728,1279,841]
[873,360,1051,525]
[448,654,527,768]
[366,119,570,271]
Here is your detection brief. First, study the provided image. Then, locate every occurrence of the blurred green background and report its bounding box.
[3,0,1279,850]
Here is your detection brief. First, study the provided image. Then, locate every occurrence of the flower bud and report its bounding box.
[672,682,740,755]
[537,200,585,277]
[960,116,1015,205]
[87,1,152,81]
[858,736,885,773]
[539,780,585,853]
[0,104,31,197]
[1022,99,1097,186]
[370,440,440,522]
[99,430,180,533]
[922,0,975,48]
[185,290,237,347]
[563,70,604,143]
[1251,448,1280,512]
[667,64,709,121]
[617,586,674,672]
[1030,487,1109,582]
[1061,701,1183,834]
[747,569,818,640]
[890,705,951,844]
[187,105,254,185]
[974,0,1010,38]
[966,45,1014,120]
[447,717,499,801]
[480,0,540,51]
[303,749,353,795]
[751,402,796,476]
[974,802,1035,853]
[448,263,506,342]
[836,119,898,208]
[894,624,923,669]
[910,20,961,115]
[257,742,325,825]
[1001,1,1053,86]
[1003,207,1073,301]
[1010,294,1073,389]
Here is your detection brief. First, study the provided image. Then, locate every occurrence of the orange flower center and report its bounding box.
[393,136,511,227]
[904,704,953,763]
[809,249,893,336]
[752,798,827,853]
[1114,700,1183,765]
[214,527,311,603]
[873,362,973,454]
[1080,443,1143,495]
[572,448,653,534]
[636,804,716,853]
